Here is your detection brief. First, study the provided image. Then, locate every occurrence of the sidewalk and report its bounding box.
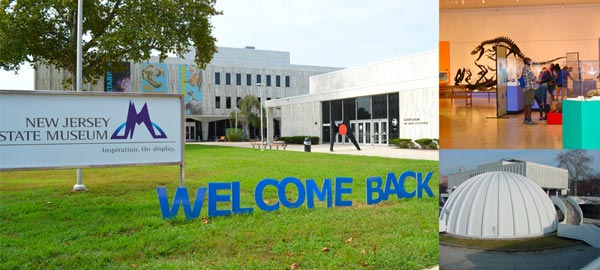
[188,141,439,161]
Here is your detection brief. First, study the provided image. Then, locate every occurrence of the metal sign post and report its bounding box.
[73,0,86,191]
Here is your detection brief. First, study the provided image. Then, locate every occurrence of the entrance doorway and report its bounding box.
[348,119,388,145]
[185,123,196,141]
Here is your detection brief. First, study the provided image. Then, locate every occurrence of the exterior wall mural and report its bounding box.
[141,63,168,93]
[178,65,203,115]
[104,62,131,92]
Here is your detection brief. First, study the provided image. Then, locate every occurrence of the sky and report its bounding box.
[440,150,600,175]
[0,0,438,90]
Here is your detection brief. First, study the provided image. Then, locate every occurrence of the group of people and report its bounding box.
[521,58,573,125]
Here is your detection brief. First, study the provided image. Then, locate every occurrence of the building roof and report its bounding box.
[440,171,558,239]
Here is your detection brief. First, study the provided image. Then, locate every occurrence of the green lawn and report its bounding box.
[0,145,438,270]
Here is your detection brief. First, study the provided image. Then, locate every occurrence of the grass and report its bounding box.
[439,233,581,251]
[0,144,438,270]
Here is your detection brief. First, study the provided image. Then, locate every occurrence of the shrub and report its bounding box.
[415,138,438,150]
[392,138,414,149]
[226,128,243,142]
[279,136,319,144]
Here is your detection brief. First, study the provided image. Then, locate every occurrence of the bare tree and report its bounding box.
[555,150,593,196]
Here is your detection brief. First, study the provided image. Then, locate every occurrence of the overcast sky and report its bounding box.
[0,0,438,90]
[440,150,600,175]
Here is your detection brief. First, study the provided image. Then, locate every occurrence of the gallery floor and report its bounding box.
[439,97,563,149]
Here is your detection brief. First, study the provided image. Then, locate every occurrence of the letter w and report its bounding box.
[157,187,206,220]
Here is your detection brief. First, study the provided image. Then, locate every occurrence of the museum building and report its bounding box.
[34,46,340,141]
[446,158,568,196]
[264,50,439,145]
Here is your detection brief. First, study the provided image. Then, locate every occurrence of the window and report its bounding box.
[215,96,221,109]
[266,75,271,86]
[236,73,241,86]
[226,97,231,109]
[322,102,330,124]
[285,76,290,87]
[226,73,231,85]
[343,98,356,122]
[246,74,252,86]
[276,75,281,87]
[256,74,262,84]
[372,94,387,119]
[215,72,221,85]
[357,96,372,120]
[236,97,241,107]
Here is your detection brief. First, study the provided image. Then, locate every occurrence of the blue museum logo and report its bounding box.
[111,101,167,139]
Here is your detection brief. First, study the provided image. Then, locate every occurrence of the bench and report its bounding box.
[440,85,472,107]
[269,141,288,150]
[250,140,267,149]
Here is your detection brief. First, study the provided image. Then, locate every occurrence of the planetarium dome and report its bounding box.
[440,171,557,239]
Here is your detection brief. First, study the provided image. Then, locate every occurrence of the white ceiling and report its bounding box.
[440,0,600,10]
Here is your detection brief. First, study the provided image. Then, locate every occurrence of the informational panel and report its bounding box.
[566,52,581,96]
[141,63,169,93]
[0,91,183,170]
[496,46,508,117]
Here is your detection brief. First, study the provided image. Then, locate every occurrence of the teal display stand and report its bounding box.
[562,99,600,149]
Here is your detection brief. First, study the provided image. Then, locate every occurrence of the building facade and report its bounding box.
[447,159,569,196]
[264,50,439,145]
[34,46,340,141]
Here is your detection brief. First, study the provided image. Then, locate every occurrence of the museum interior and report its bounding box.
[439,0,600,149]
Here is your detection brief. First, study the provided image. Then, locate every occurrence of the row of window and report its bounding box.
[214,96,273,109]
[214,72,290,87]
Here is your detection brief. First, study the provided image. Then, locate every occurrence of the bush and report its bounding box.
[391,138,414,149]
[279,136,319,144]
[415,138,438,150]
[226,128,243,142]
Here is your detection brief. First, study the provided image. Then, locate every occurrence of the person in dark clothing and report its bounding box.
[536,66,556,121]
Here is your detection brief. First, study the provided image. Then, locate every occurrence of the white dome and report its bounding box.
[440,171,557,239]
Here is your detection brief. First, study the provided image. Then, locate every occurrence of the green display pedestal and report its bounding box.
[562,99,600,149]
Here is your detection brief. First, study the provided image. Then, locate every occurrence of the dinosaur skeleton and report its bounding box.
[456,36,567,90]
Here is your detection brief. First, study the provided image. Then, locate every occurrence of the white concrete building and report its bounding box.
[447,159,569,196]
[34,46,340,141]
[264,50,439,145]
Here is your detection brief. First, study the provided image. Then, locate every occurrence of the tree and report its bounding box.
[0,0,220,88]
[555,150,594,196]
[231,95,263,140]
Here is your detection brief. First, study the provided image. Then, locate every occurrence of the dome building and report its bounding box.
[440,171,558,239]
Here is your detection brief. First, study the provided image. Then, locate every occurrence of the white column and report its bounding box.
[202,121,209,141]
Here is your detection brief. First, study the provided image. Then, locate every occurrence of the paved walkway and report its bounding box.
[188,141,439,161]
[440,243,600,270]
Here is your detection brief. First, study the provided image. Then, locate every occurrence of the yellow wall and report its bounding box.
[441,4,600,84]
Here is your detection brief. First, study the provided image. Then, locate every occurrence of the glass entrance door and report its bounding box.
[185,123,196,141]
[352,119,388,145]
[373,119,388,145]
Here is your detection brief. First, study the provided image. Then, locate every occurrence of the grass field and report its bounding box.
[0,144,438,270]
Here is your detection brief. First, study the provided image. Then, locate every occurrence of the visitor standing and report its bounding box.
[522,58,537,125]
[559,66,574,99]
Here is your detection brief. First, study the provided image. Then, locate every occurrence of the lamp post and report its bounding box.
[256,83,264,151]
[234,107,240,129]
